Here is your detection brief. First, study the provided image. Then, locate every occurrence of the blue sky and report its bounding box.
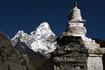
[0,0,105,39]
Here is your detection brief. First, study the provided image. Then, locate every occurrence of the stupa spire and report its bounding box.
[75,0,78,7]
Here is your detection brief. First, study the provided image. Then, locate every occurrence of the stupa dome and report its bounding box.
[68,7,83,21]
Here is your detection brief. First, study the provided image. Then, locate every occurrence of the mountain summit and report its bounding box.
[11,22,57,55]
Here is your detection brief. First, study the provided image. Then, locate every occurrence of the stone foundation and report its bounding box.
[53,36,88,70]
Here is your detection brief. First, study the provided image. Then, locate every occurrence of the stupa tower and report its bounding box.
[66,1,105,70]
[53,1,105,70]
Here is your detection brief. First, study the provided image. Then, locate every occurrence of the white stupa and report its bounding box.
[65,1,105,70]
[67,1,87,38]
[66,1,99,51]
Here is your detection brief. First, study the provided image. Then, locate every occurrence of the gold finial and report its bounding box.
[75,0,78,7]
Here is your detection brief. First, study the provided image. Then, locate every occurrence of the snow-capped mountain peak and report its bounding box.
[12,30,26,39]
[11,30,28,46]
[30,22,55,36]
[11,22,57,55]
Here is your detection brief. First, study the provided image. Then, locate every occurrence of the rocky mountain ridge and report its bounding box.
[11,22,57,55]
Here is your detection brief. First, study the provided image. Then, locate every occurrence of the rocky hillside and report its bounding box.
[0,31,34,70]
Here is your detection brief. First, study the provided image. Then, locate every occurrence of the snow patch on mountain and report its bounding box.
[11,22,57,54]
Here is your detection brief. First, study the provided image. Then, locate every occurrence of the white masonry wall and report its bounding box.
[87,56,103,70]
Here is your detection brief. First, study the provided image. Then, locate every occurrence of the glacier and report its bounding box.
[11,22,57,55]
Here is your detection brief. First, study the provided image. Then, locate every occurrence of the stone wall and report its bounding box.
[53,35,88,70]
